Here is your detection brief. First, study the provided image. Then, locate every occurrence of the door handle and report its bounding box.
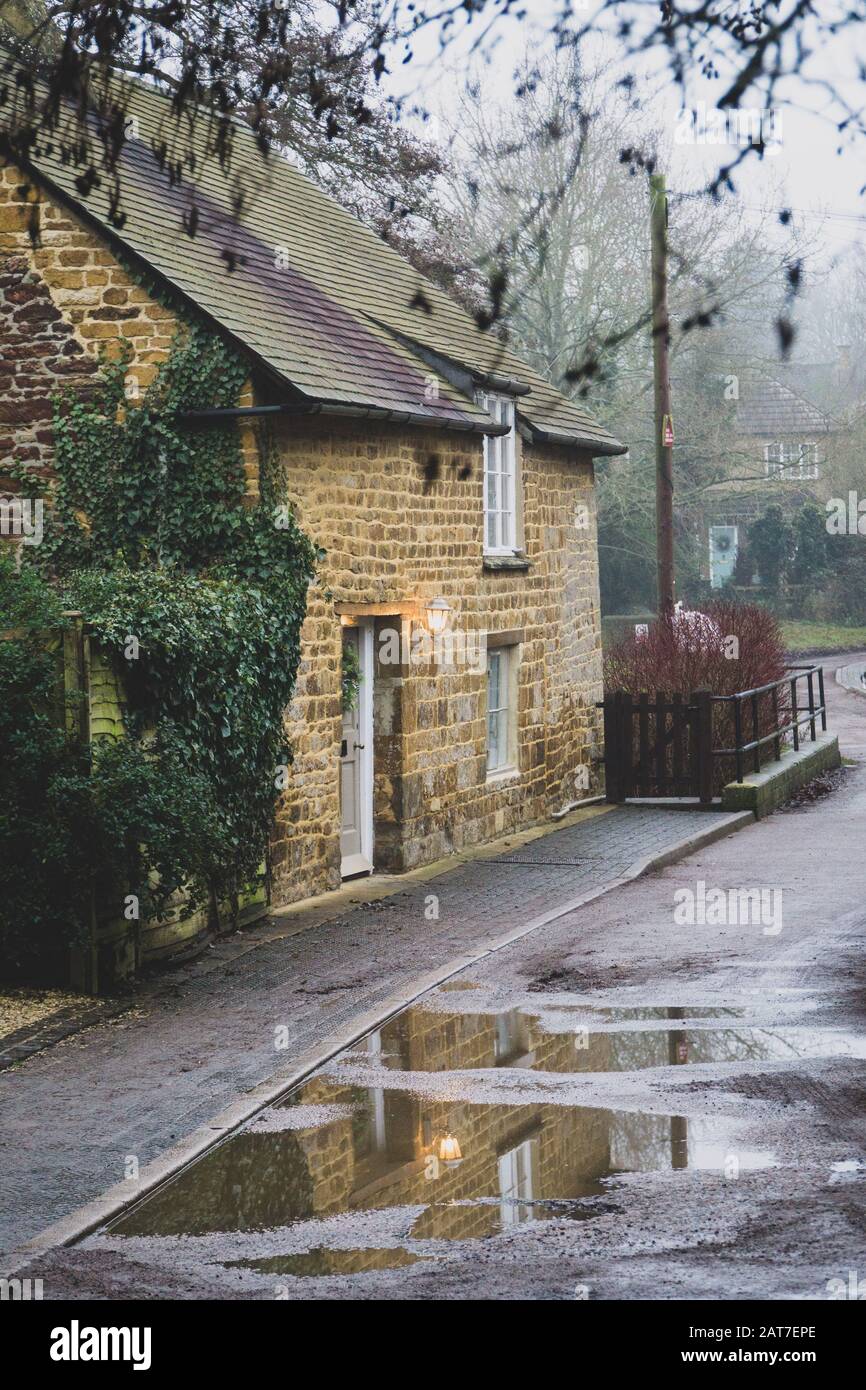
[355,743,365,750]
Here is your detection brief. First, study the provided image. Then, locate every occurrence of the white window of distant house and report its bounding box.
[793,442,819,479]
[479,393,518,553]
[486,645,517,774]
[498,1138,535,1226]
[764,441,819,481]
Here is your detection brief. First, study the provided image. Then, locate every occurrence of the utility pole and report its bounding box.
[650,171,675,615]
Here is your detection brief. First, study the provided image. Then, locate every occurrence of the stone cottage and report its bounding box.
[0,73,624,960]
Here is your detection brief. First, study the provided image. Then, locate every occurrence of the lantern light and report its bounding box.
[438,1132,463,1167]
[425,597,453,636]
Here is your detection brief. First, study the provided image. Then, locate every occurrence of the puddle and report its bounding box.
[98,996,833,1283]
[228,1248,429,1277]
[105,1084,771,1255]
[334,1000,866,1074]
[92,994,864,1281]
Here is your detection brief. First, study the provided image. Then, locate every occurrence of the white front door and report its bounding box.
[340,623,373,878]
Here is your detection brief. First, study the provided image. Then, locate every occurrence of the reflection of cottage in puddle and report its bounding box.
[289,1004,615,1245]
[110,1002,788,1281]
[112,1004,616,1268]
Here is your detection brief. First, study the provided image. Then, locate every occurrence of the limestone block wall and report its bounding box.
[0,163,258,495]
[0,163,180,485]
[268,417,604,906]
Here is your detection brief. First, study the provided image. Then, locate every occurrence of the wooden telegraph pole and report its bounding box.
[650,172,675,615]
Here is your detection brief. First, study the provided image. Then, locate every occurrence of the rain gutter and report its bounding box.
[526,422,629,456]
[176,399,511,436]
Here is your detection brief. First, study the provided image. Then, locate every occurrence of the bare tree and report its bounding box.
[0,0,459,261]
[5,1,866,225]
[444,47,815,607]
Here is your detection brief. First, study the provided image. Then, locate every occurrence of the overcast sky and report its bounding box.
[380,2,866,267]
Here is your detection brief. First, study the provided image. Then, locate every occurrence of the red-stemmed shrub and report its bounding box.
[604,601,787,695]
[604,602,791,794]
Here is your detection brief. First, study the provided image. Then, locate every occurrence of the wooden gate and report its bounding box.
[600,689,714,804]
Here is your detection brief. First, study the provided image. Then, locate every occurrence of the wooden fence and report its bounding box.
[599,666,826,805]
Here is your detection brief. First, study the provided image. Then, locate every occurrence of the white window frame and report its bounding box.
[497,1138,535,1226]
[367,1031,387,1152]
[486,644,518,776]
[478,392,518,554]
[764,441,819,481]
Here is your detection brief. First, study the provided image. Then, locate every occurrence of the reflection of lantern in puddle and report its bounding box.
[438,1133,463,1168]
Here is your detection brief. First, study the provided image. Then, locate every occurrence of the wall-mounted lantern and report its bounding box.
[424,597,453,636]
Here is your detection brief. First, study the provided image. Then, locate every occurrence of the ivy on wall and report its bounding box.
[35,326,249,573]
[1,323,318,976]
[341,635,362,713]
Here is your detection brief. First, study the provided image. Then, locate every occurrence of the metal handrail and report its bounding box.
[711,664,826,782]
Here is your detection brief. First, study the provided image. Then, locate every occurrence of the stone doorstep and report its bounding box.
[720,731,842,818]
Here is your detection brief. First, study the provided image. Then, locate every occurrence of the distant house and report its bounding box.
[0,70,624,961]
[700,373,835,588]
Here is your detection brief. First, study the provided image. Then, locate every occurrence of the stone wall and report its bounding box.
[0,161,257,489]
[0,163,182,480]
[265,417,604,906]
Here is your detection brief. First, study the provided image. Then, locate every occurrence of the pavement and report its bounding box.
[0,788,745,1259]
[3,653,865,1300]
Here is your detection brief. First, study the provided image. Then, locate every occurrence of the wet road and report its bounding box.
[22,658,866,1299]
